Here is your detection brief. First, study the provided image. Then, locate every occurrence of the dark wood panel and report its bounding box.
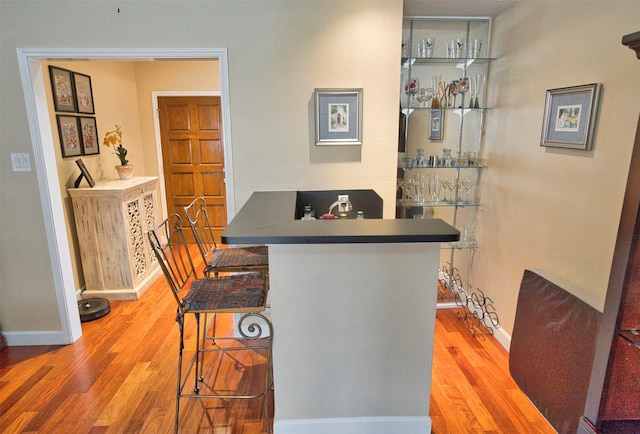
[602,337,640,420]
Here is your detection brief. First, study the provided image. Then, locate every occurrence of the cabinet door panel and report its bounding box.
[602,337,640,420]
[620,225,640,328]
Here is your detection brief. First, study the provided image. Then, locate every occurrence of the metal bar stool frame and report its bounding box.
[184,196,269,277]
[184,196,270,378]
[148,214,273,433]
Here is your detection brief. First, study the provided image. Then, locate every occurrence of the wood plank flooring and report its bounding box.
[0,248,555,433]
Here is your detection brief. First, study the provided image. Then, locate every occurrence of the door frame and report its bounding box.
[16,48,234,344]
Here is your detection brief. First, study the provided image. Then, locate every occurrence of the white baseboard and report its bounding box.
[4,330,67,346]
[274,416,431,434]
[493,324,512,351]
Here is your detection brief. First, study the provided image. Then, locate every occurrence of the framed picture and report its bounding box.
[429,109,443,140]
[79,117,100,155]
[56,115,82,158]
[74,159,95,188]
[314,88,363,145]
[541,83,602,150]
[49,66,76,112]
[73,72,95,114]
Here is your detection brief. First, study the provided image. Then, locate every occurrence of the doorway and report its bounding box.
[17,48,234,344]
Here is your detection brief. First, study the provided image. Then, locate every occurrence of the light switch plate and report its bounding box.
[11,153,32,172]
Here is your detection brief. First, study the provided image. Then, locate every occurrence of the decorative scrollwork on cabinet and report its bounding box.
[69,177,161,300]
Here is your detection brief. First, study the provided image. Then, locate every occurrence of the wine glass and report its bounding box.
[448,80,458,108]
[404,77,419,108]
[440,177,450,203]
[415,87,433,108]
[445,178,457,204]
[457,77,469,108]
[460,178,474,204]
[449,178,460,203]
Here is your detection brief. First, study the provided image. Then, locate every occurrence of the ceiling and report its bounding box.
[403,0,520,17]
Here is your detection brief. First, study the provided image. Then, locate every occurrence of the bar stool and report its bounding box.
[148,214,273,433]
[184,197,268,277]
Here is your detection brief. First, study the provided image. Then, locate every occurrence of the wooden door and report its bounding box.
[158,96,227,242]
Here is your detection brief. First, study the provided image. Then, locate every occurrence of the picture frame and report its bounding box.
[541,83,602,150]
[79,117,100,155]
[74,158,95,188]
[49,66,76,112]
[314,88,363,145]
[56,115,82,158]
[429,109,443,140]
[73,72,95,114]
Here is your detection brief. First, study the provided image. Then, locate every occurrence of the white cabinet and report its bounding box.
[69,177,161,300]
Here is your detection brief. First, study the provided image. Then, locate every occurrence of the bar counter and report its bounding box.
[221,191,458,434]
[221,190,459,245]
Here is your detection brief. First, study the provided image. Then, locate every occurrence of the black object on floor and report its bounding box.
[78,298,110,322]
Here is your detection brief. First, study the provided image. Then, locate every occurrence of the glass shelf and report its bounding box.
[440,241,478,250]
[441,241,478,250]
[402,57,497,66]
[401,106,494,112]
[400,164,487,170]
[397,199,481,208]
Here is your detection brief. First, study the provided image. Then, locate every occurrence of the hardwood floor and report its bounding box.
[0,251,555,433]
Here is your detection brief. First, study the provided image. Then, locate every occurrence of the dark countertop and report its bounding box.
[221,191,460,244]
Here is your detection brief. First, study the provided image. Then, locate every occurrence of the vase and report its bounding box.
[115,165,134,180]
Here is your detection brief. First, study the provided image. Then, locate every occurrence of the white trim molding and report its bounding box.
[3,331,67,347]
[274,416,431,434]
[15,47,231,346]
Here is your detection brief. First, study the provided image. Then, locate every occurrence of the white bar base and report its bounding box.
[275,416,431,434]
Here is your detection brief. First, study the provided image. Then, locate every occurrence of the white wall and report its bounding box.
[134,60,220,181]
[474,1,640,336]
[0,1,402,335]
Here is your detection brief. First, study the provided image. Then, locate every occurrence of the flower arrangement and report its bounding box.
[102,124,128,166]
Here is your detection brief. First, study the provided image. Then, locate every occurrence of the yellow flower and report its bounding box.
[102,124,128,166]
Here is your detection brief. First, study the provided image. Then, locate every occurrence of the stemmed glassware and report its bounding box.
[417,174,428,204]
[471,74,485,109]
[431,75,442,108]
[469,77,476,109]
[405,77,419,108]
[440,177,450,203]
[457,77,469,108]
[427,174,441,204]
[415,87,434,108]
[459,178,474,204]
[449,80,459,108]
[405,176,417,200]
[445,178,458,204]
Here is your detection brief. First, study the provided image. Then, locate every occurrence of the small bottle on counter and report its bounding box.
[301,204,315,220]
[356,211,364,220]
